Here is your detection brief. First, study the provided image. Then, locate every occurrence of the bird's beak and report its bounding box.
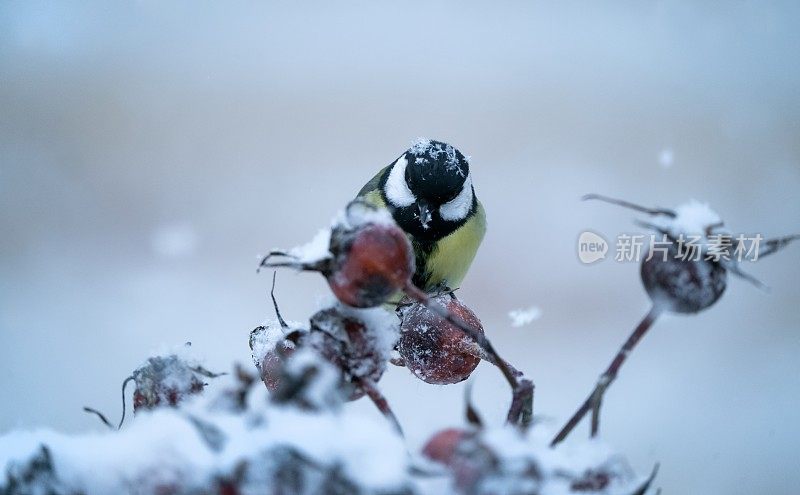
[417,201,432,230]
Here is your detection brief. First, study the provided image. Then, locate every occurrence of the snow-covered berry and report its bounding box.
[397,293,483,385]
[261,201,415,309]
[270,347,348,411]
[131,354,212,412]
[640,200,728,313]
[250,323,306,392]
[640,242,727,313]
[251,304,398,403]
[307,305,397,400]
[425,430,500,494]
[327,216,414,308]
[421,428,473,467]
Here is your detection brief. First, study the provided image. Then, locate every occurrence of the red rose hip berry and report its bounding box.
[261,201,415,309]
[327,219,414,308]
[421,428,471,466]
[397,293,484,385]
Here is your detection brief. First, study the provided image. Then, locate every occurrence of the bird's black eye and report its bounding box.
[404,139,469,204]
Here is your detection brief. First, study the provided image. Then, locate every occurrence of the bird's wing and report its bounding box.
[356,165,390,208]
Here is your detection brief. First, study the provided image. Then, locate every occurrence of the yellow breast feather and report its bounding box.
[423,201,486,290]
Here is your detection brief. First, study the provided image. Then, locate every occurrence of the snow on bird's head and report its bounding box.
[408,137,468,178]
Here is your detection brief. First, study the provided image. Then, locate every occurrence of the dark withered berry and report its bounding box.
[307,305,396,400]
[250,324,306,392]
[130,354,212,412]
[640,242,727,314]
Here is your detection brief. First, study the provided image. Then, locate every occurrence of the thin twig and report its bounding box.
[632,464,660,495]
[583,194,676,218]
[258,252,329,274]
[118,376,135,430]
[270,271,289,329]
[189,366,228,379]
[722,259,769,291]
[82,407,115,429]
[506,379,534,427]
[551,306,662,446]
[356,378,404,436]
[257,251,296,273]
[757,234,800,259]
[464,383,484,428]
[84,374,136,431]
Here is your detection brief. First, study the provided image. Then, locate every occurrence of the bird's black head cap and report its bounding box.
[404,139,469,204]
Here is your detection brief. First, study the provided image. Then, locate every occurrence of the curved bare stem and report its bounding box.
[583,194,676,218]
[356,378,403,437]
[551,306,662,446]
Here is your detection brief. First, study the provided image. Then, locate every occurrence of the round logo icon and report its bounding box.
[578,231,608,264]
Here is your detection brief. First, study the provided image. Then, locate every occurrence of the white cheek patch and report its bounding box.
[440,174,474,221]
[384,155,416,207]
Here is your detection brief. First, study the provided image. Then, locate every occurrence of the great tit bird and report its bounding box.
[357,138,486,292]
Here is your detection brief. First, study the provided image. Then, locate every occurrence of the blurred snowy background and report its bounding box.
[1,1,799,493]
